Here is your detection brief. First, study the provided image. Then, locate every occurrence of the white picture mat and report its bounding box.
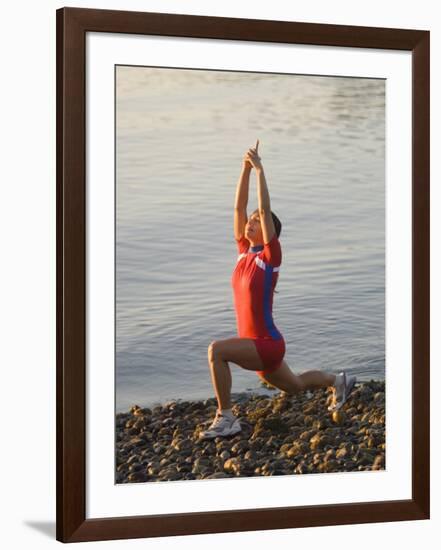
[86,32,412,519]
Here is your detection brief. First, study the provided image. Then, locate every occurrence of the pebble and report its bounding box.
[116,381,385,482]
[332,410,346,425]
[309,433,331,451]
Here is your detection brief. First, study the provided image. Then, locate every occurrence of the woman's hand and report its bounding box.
[242,152,253,171]
[244,139,263,171]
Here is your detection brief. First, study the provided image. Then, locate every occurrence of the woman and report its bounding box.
[200,140,356,439]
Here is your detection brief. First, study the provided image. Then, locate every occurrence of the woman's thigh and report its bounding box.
[209,338,266,372]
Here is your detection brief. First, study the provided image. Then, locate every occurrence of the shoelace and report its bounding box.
[211,412,236,429]
[209,413,226,429]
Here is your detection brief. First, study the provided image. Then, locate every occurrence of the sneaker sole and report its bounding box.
[200,421,241,440]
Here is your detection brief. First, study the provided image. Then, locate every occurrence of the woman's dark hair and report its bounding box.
[271,211,282,238]
[270,211,282,294]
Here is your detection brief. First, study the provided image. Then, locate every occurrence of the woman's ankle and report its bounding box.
[218,407,234,418]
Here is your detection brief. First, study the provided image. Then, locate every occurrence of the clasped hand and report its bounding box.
[243,139,263,171]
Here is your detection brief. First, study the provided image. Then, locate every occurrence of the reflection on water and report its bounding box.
[116,66,385,412]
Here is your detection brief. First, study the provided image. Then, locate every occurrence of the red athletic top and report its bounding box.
[231,233,283,340]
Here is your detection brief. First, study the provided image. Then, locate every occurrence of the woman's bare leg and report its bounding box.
[206,339,337,411]
[207,346,233,410]
[207,338,266,411]
[260,360,336,395]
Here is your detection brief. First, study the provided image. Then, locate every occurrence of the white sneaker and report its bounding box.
[328,372,357,412]
[199,411,241,440]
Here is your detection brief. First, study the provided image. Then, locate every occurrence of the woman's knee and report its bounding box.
[288,375,305,394]
[207,340,220,363]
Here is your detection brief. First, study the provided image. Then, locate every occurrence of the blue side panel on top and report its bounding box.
[263,265,282,339]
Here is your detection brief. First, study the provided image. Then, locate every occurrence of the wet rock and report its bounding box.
[313,418,329,431]
[286,441,309,458]
[219,450,231,461]
[126,436,146,450]
[257,417,289,435]
[372,454,385,470]
[374,392,385,404]
[192,457,210,474]
[299,429,316,442]
[272,397,291,414]
[128,462,143,472]
[158,466,180,481]
[223,458,241,474]
[309,433,331,451]
[244,449,257,461]
[231,440,249,455]
[331,411,346,425]
[295,462,308,474]
[336,447,348,460]
[303,415,315,426]
[279,443,292,456]
[323,449,335,463]
[128,471,147,483]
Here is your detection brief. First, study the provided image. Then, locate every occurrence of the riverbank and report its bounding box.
[116,380,385,483]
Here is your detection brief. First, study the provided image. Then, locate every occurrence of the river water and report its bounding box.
[116,66,385,412]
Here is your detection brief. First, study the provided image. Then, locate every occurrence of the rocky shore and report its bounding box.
[116,380,385,483]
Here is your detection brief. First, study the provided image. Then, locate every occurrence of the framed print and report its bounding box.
[56,7,430,543]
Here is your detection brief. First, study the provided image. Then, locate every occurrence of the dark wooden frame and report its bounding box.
[56,6,430,543]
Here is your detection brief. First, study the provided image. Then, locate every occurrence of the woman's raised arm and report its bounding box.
[234,153,252,241]
[246,140,276,244]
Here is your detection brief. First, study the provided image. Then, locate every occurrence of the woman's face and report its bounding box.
[245,210,263,243]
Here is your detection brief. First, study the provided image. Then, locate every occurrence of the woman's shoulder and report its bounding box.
[235,235,250,255]
[261,233,282,268]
